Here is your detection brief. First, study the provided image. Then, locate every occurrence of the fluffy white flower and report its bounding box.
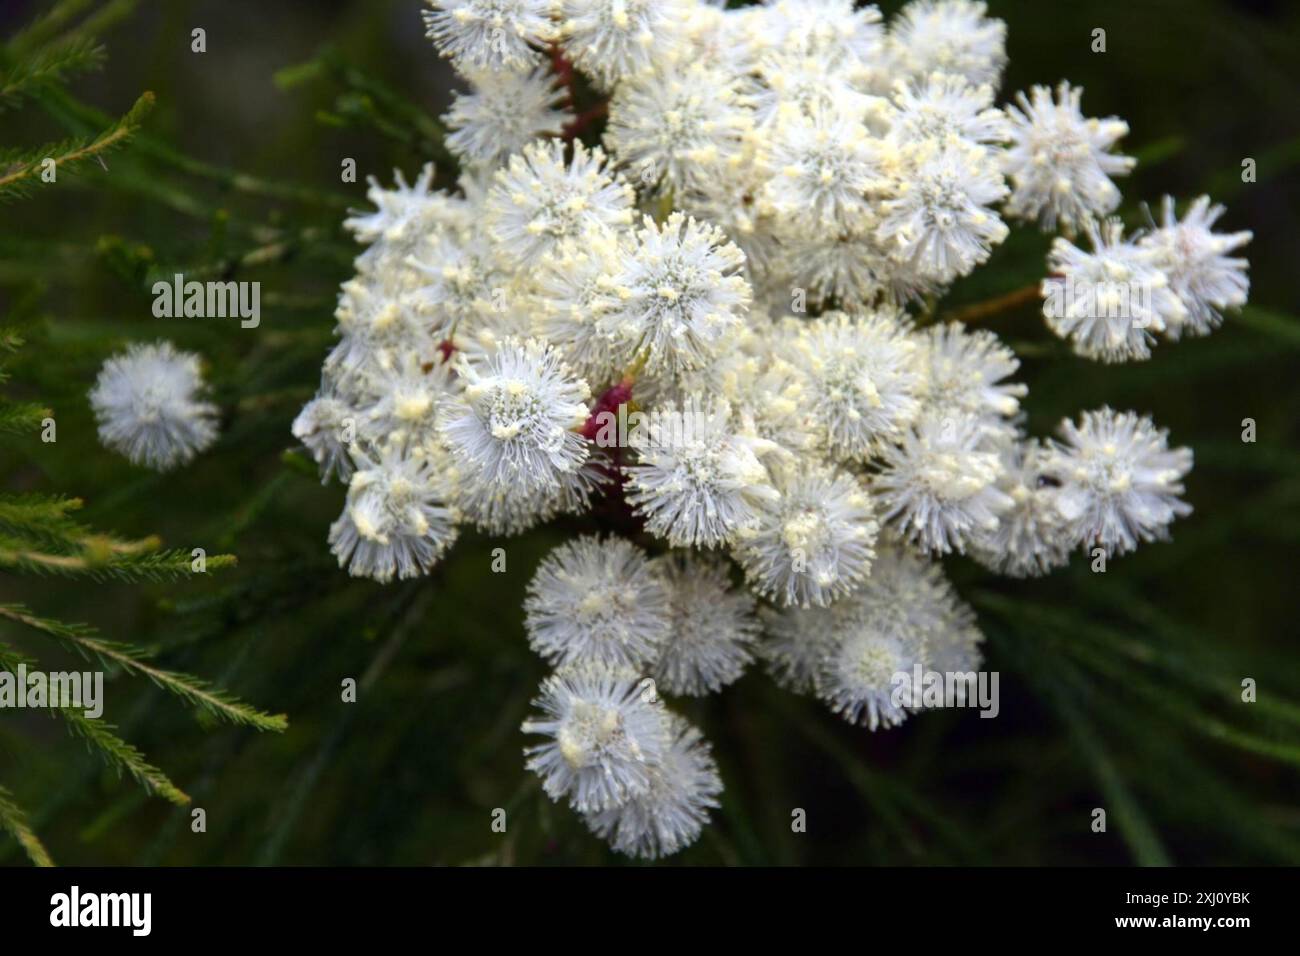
[344,164,463,250]
[735,463,880,608]
[1044,218,1185,362]
[559,0,686,89]
[759,601,841,695]
[813,542,976,727]
[522,662,669,813]
[524,535,671,668]
[815,595,928,731]
[293,390,364,484]
[595,213,751,376]
[327,278,438,376]
[409,229,510,342]
[874,409,1013,554]
[751,50,881,130]
[779,223,893,309]
[788,309,922,460]
[584,713,721,859]
[450,452,605,534]
[759,101,888,230]
[1002,82,1134,232]
[971,438,1073,577]
[1138,195,1252,338]
[653,553,759,695]
[485,141,634,266]
[328,443,460,582]
[604,59,754,196]
[89,341,219,471]
[443,67,571,168]
[889,0,1006,88]
[625,398,781,548]
[422,0,555,73]
[877,140,1009,281]
[1043,407,1193,556]
[917,321,1025,428]
[757,0,886,75]
[440,337,592,493]
[531,238,628,385]
[886,71,1009,150]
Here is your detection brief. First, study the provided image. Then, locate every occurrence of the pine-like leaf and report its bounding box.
[0,785,54,867]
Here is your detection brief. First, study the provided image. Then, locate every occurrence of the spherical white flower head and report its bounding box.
[926,595,983,677]
[1044,407,1193,556]
[443,67,571,168]
[1138,195,1252,339]
[410,227,513,342]
[877,140,1009,282]
[757,0,885,77]
[1002,82,1134,233]
[532,237,628,385]
[626,398,781,548]
[584,713,722,859]
[485,141,634,267]
[736,464,880,608]
[328,279,437,373]
[759,102,886,230]
[759,601,841,695]
[683,2,763,79]
[813,541,971,727]
[450,452,605,534]
[422,0,555,74]
[522,662,670,814]
[524,535,672,668]
[344,164,462,250]
[874,409,1014,555]
[89,341,219,471]
[604,59,754,196]
[886,71,1009,150]
[782,223,893,309]
[971,438,1072,578]
[328,443,460,582]
[292,390,363,484]
[596,213,751,377]
[366,350,458,452]
[815,600,927,731]
[1044,218,1185,363]
[652,553,759,695]
[790,309,922,460]
[889,0,1007,88]
[559,0,686,90]
[733,337,818,455]
[918,321,1026,429]
[441,337,592,493]
[752,51,881,130]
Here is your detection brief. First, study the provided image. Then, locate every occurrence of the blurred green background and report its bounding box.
[1,0,1298,865]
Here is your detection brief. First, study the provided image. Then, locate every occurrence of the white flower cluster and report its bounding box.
[290,0,1250,858]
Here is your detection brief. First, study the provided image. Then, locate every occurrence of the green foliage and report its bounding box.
[0,0,283,867]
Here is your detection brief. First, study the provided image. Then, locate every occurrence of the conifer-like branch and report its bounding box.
[0,644,188,807]
[0,785,54,867]
[0,604,288,732]
[0,38,104,110]
[0,90,154,201]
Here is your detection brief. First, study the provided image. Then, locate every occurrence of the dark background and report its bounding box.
[1,0,1297,866]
